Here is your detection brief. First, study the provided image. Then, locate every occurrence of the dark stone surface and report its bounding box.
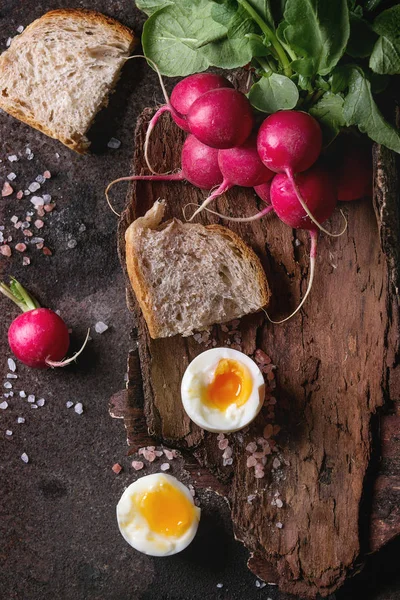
[0,2,400,600]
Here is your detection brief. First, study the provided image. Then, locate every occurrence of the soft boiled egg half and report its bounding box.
[117,473,200,556]
[181,348,265,433]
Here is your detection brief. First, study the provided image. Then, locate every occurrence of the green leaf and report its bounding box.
[283,0,350,76]
[248,73,299,112]
[330,65,351,93]
[347,13,378,58]
[136,0,174,17]
[343,67,400,153]
[370,5,400,75]
[142,1,228,76]
[309,92,345,145]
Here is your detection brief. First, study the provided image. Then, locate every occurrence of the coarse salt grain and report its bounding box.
[16,191,23,199]
[246,442,257,453]
[7,172,17,181]
[6,430,13,436]
[272,458,281,469]
[255,470,264,479]
[263,424,273,439]
[107,137,121,149]
[37,398,45,407]
[15,243,26,252]
[31,404,38,409]
[4,382,12,389]
[6,37,12,47]
[19,391,26,398]
[163,449,175,460]
[7,373,17,379]
[74,403,83,414]
[216,583,223,589]
[276,498,283,508]
[247,494,256,504]
[132,460,144,471]
[112,463,122,474]
[17,417,25,424]
[28,182,41,193]
[160,463,170,471]
[66,401,73,408]
[222,446,232,459]
[16,25,24,33]
[0,401,8,410]
[7,155,18,162]
[247,456,257,468]
[0,245,11,257]
[67,239,77,249]
[22,257,31,266]
[36,174,46,184]
[43,247,52,256]
[34,219,44,229]
[276,522,283,529]
[27,394,35,403]
[30,196,44,206]
[43,171,51,179]
[2,181,13,196]
[95,321,108,334]
[7,358,16,372]
[42,194,51,203]
[21,453,29,463]
[218,438,229,450]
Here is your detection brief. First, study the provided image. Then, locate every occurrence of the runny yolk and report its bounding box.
[133,480,195,538]
[204,359,252,411]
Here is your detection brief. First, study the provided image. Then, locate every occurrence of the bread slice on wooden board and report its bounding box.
[0,9,135,153]
[125,200,270,338]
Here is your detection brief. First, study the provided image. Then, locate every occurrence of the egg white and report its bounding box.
[181,348,265,433]
[116,473,200,557]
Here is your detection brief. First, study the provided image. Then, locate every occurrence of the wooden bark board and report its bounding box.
[114,108,400,598]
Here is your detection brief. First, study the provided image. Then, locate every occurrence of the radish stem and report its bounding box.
[266,229,318,324]
[0,278,40,312]
[188,181,232,221]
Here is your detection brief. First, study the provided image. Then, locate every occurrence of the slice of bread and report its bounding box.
[0,9,135,153]
[125,201,270,338]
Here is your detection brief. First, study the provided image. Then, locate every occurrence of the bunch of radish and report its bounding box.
[106,64,372,322]
[0,278,89,369]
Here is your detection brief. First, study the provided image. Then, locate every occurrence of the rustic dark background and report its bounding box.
[0,2,399,599]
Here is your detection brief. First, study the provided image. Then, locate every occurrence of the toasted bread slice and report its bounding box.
[0,9,135,153]
[125,201,270,338]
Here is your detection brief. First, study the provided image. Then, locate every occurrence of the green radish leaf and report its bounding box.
[370,5,400,75]
[347,13,378,58]
[248,73,299,112]
[309,92,345,145]
[343,67,400,153]
[136,0,174,17]
[142,1,228,76]
[330,65,351,93]
[283,0,350,76]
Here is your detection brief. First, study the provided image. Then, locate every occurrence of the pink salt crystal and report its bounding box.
[112,463,122,474]
[247,455,257,468]
[16,191,24,199]
[143,449,156,462]
[217,433,225,441]
[254,349,271,365]
[220,324,229,333]
[246,442,257,453]
[231,319,240,328]
[154,450,163,457]
[43,170,51,179]
[263,424,273,439]
[36,242,44,250]
[42,247,52,256]
[0,245,11,257]
[269,397,277,405]
[147,446,155,451]
[267,412,275,419]
[34,219,44,229]
[22,257,30,266]
[218,438,229,450]
[2,181,13,196]
[23,229,33,237]
[222,446,232,459]
[272,458,281,469]
[262,364,274,374]
[160,463,170,471]
[44,203,56,212]
[255,470,265,479]
[36,207,45,217]
[15,243,26,252]
[253,451,266,459]
[261,456,267,465]
[163,449,175,460]
[138,448,145,455]
[132,460,144,471]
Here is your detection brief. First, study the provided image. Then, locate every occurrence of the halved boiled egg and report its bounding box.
[116,473,200,556]
[181,348,265,433]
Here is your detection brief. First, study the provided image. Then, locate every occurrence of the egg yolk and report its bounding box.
[203,359,252,411]
[133,480,195,538]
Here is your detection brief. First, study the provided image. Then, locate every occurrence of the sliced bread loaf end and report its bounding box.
[125,201,270,338]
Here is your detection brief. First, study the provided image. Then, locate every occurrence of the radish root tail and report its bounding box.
[45,328,90,368]
[286,169,348,237]
[202,204,275,222]
[144,105,172,174]
[187,181,232,221]
[265,230,318,324]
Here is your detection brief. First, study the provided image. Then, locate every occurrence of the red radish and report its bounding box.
[170,73,233,131]
[189,135,274,220]
[106,135,223,216]
[0,278,89,369]
[144,71,232,172]
[187,88,254,149]
[254,181,272,204]
[333,138,372,201]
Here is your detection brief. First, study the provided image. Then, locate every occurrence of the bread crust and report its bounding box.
[125,202,271,339]
[0,9,136,154]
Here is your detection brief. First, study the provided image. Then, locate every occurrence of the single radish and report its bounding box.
[144,71,232,172]
[187,88,254,149]
[255,111,346,236]
[333,138,372,201]
[189,135,274,220]
[0,278,89,369]
[106,135,223,216]
[254,181,272,204]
